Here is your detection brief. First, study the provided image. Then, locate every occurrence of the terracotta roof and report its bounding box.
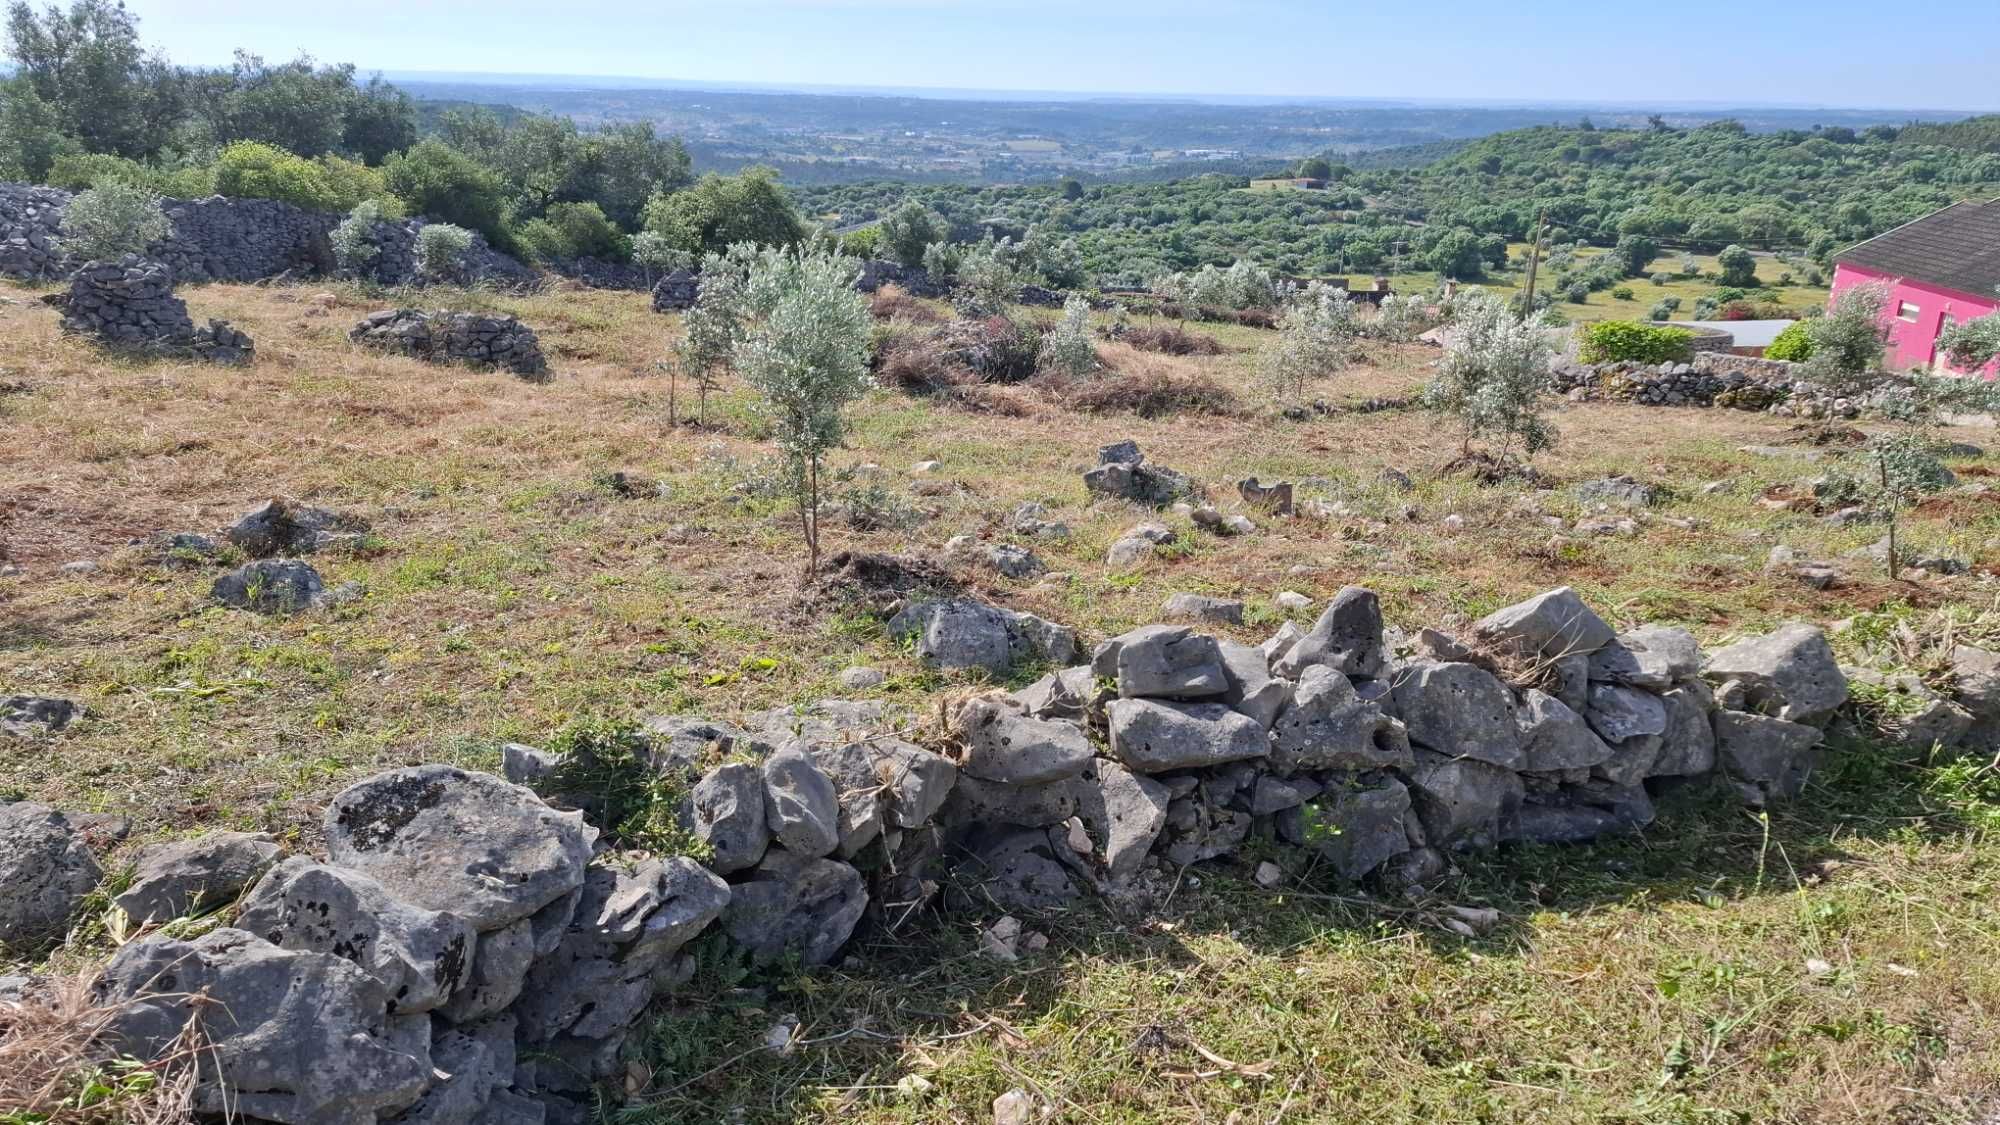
[1835,198,2000,300]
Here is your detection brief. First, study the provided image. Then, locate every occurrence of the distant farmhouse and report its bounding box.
[1830,198,2000,374]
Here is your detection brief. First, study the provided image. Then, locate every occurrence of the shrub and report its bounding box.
[415,222,474,281]
[1565,281,1588,304]
[878,201,946,270]
[1648,301,1674,322]
[1691,296,1720,320]
[1038,296,1099,378]
[45,152,158,191]
[1650,271,1673,286]
[1611,286,1635,301]
[517,201,628,263]
[331,199,386,274]
[1765,319,1814,362]
[59,180,170,260]
[384,139,511,247]
[1717,244,1758,287]
[312,154,391,213]
[214,141,340,211]
[1579,320,1694,364]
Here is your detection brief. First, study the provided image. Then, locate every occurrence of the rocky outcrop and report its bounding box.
[47,256,253,364]
[0,802,102,950]
[650,268,699,312]
[350,309,550,380]
[1084,440,1194,507]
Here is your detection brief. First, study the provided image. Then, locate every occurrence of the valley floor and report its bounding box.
[3,281,1999,1122]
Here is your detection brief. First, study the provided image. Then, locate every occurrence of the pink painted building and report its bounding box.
[1830,197,2000,376]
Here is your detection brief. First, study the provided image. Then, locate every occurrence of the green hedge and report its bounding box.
[1579,320,1695,364]
[1764,319,1814,362]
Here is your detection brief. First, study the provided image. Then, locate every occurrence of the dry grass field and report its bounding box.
[5,278,2000,1123]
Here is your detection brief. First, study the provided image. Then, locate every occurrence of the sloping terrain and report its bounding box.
[4,281,2000,1122]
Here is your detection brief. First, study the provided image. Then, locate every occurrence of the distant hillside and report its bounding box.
[1896,115,2000,154]
[1393,120,2000,250]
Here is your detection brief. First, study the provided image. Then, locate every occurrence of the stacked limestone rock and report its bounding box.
[645,586,1852,915]
[85,765,728,1124]
[351,309,550,380]
[47,256,254,364]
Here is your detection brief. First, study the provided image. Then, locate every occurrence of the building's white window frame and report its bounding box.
[1896,299,1922,323]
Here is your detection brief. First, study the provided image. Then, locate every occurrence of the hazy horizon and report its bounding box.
[112,0,2000,113]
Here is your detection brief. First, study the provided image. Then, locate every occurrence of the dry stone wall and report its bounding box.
[1,582,1896,1122]
[350,309,550,379]
[1552,352,1931,420]
[0,183,534,288]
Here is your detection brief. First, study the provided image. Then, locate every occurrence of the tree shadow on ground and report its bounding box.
[608,726,1987,1123]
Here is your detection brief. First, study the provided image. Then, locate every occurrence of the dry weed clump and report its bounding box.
[866,284,944,325]
[1034,343,1239,418]
[0,974,200,1124]
[1115,322,1228,356]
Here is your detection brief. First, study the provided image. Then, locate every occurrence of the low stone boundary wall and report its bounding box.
[1552,352,1926,420]
[11,582,1913,1121]
[350,309,549,379]
[0,183,535,289]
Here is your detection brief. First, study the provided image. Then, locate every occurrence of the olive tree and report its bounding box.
[1938,307,2000,371]
[330,199,384,276]
[1038,295,1098,377]
[1862,432,1955,580]
[1802,279,1890,393]
[1421,288,1558,462]
[414,222,473,282]
[1264,281,1358,402]
[670,243,757,426]
[878,200,946,270]
[734,247,873,578]
[58,179,168,260]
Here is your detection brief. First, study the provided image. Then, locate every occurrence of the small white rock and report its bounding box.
[838,666,886,690]
[1275,590,1312,612]
[910,460,942,474]
[993,1088,1034,1125]
[1254,861,1283,888]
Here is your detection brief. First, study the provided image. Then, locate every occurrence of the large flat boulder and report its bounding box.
[323,766,595,931]
[1703,624,1847,725]
[1106,699,1269,773]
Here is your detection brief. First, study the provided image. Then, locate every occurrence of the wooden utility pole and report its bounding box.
[1519,209,1549,320]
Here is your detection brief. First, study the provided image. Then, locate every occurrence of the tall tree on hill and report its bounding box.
[4,0,183,158]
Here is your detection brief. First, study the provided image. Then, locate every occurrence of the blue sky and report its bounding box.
[118,0,1999,110]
